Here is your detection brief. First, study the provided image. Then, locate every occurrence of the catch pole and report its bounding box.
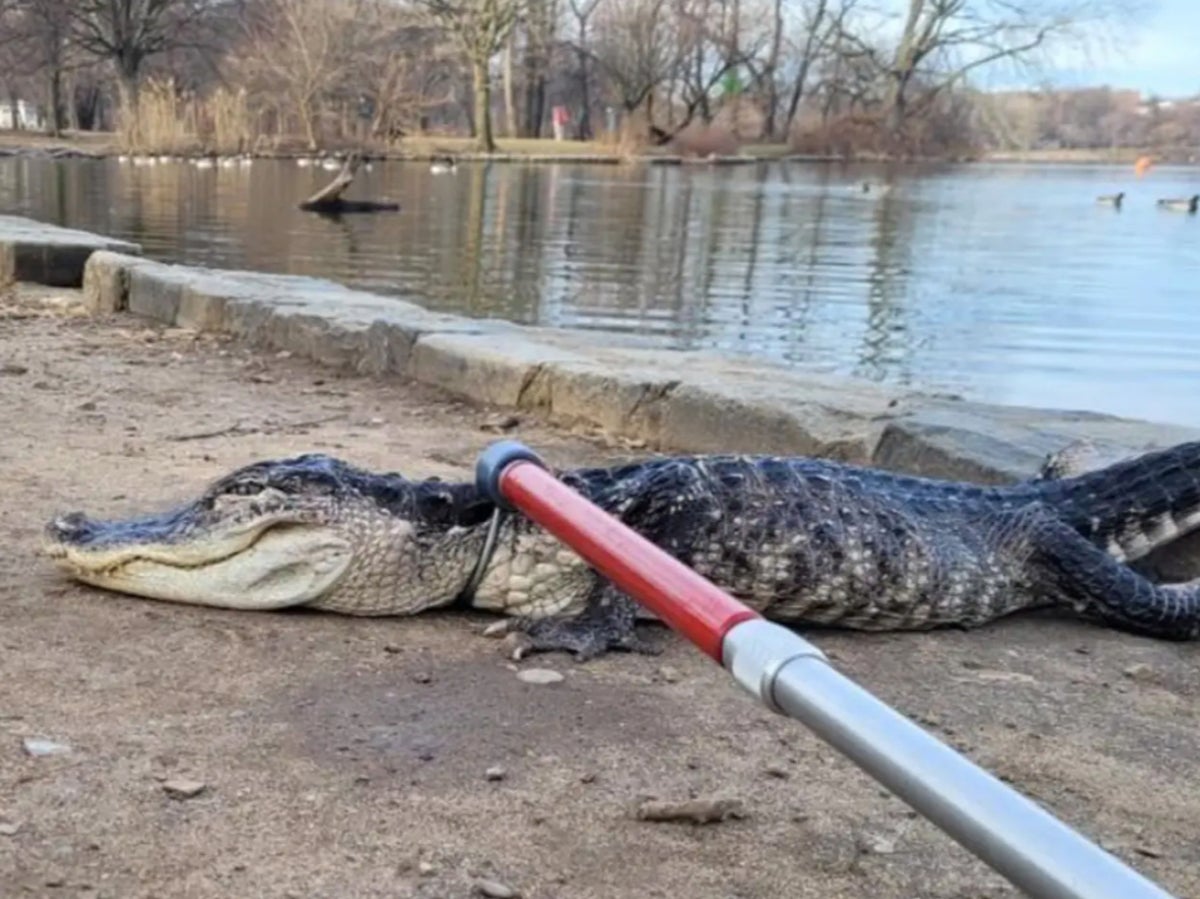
[475,440,1177,899]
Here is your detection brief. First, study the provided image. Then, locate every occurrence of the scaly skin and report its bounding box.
[42,443,1200,658]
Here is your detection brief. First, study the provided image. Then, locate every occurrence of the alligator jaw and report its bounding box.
[43,516,353,611]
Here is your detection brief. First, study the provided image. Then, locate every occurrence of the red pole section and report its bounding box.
[495,459,760,661]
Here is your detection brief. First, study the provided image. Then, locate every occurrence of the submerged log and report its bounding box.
[298,153,399,214]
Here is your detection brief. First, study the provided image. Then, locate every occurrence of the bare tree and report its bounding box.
[564,0,601,137]
[68,0,220,111]
[422,0,525,151]
[666,0,765,136]
[347,4,460,141]
[881,0,1135,134]
[590,0,676,120]
[238,0,358,149]
[519,0,556,135]
[747,0,785,136]
[9,0,76,134]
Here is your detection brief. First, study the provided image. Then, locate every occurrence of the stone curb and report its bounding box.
[5,214,1197,488]
[76,246,1200,486]
[0,215,141,287]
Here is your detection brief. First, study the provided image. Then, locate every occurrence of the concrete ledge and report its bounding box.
[873,402,1200,484]
[0,216,140,287]
[17,214,1200,494]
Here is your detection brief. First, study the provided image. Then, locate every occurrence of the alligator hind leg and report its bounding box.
[492,583,662,661]
[1020,503,1200,639]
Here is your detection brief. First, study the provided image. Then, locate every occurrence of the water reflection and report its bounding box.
[1,155,1197,425]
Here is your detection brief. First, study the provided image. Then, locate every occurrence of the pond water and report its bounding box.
[1,154,1197,426]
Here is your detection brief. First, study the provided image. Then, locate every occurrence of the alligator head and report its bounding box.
[42,454,493,614]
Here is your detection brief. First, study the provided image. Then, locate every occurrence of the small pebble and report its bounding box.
[857,831,898,855]
[1123,663,1156,683]
[636,797,745,824]
[480,413,521,433]
[657,666,680,683]
[516,668,563,685]
[0,822,19,836]
[764,765,790,779]
[162,778,207,800]
[417,861,437,876]
[475,878,518,898]
[485,766,506,781]
[412,671,432,684]
[382,644,401,654]
[0,363,28,375]
[22,737,70,757]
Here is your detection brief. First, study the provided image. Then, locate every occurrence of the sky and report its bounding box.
[1053,0,1199,97]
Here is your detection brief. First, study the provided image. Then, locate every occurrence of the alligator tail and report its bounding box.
[1033,440,1200,563]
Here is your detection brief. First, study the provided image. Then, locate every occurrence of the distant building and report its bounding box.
[0,100,46,131]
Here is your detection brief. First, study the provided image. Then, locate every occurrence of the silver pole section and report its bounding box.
[722,619,1177,899]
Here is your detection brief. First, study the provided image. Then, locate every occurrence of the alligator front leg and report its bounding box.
[488,583,662,661]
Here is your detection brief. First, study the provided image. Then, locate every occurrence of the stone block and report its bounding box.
[81,251,140,314]
[874,402,1200,484]
[127,264,186,325]
[409,333,589,408]
[0,215,140,287]
[537,360,677,440]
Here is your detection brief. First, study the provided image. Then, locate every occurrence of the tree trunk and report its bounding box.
[888,85,910,134]
[64,71,79,131]
[761,0,784,138]
[503,33,517,138]
[887,0,925,135]
[472,59,496,152]
[783,55,813,134]
[7,85,21,131]
[576,43,592,139]
[47,67,64,136]
[298,95,319,150]
[523,77,545,137]
[522,37,545,136]
[783,0,827,136]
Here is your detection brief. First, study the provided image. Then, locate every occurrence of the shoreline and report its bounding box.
[4,212,1198,496]
[1,129,1194,167]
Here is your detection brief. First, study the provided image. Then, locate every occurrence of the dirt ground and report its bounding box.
[0,284,1197,899]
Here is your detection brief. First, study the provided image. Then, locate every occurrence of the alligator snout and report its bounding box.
[46,512,97,544]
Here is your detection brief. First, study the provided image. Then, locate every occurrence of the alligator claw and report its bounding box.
[481,619,513,638]
[495,585,660,661]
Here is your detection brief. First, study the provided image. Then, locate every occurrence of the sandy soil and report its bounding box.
[0,284,1196,899]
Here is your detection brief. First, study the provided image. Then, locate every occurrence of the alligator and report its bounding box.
[41,442,1200,659]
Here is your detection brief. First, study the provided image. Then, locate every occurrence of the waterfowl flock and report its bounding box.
[112,154,391,174]
[116,154,254,168]
[1096,190,1198,213]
